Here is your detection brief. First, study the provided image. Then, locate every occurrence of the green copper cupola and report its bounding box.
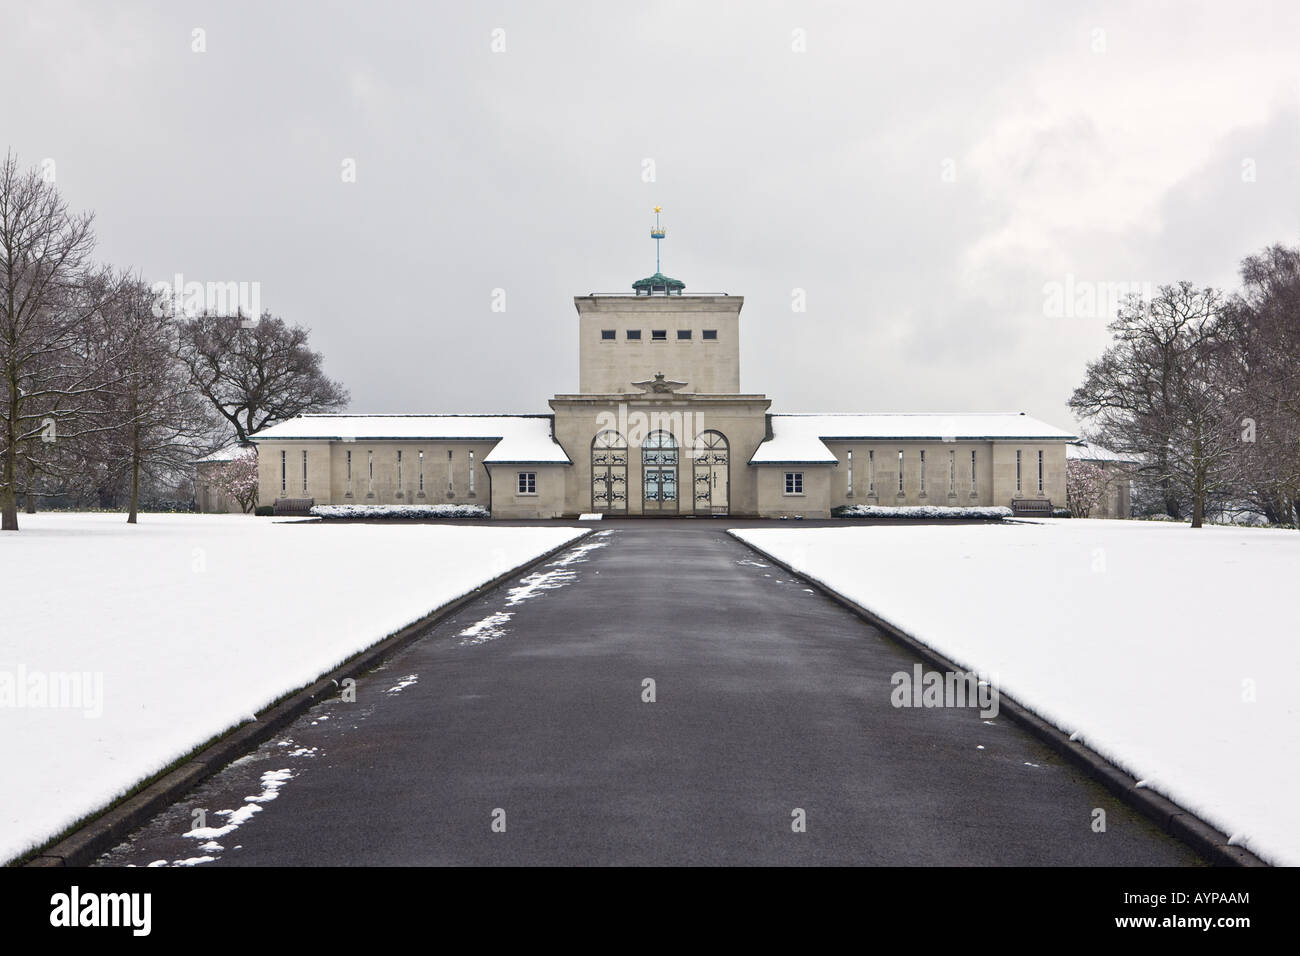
[633,206,685,295]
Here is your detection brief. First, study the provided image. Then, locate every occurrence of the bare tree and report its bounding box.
[178,313,349,443]
[1070,282,1241,527]
[0,152,107,531]
[92,276,222,523]
[1221,243,1300,525]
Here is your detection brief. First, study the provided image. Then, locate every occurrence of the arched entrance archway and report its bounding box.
[693,430,729,515]
[641,430,679,514]
[591,430,628,514]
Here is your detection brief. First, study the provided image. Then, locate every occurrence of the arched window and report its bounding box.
[642,430,678,512]
[591,430,628,512]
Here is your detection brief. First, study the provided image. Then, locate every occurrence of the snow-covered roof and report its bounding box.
[196,442,256,464]
[750,413,1078,464]
[1067,441,1139,464]
[249,415,571,464]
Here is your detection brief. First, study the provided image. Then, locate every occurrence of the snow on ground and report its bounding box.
[837,505,1013,519]
[733,518,1300,866]
[455,531,613,647]
[0,513,583,864]
[311,503,489,519]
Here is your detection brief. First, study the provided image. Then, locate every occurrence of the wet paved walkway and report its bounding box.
[98,525,1202,866]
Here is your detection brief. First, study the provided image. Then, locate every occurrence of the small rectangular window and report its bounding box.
[971,450,977,493]
[280,450,286,493]
[651,329,667,341]
[1038,450,1044,494]
[518,472,537,495]
[626,329,641,340]
[1016,450,1022,493]
[418,450,424,492]
[846,450,853,494]
[702,329,717,340]
[677,329,691,340]
[600,329,615,340]
[469,450,475,493]
[784,472,804,495]
[898,450,904,493]
[302,450,308,492]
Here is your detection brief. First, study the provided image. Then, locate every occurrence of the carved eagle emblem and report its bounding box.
[632,372,688,394]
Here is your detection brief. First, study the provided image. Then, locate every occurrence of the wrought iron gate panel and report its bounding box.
[642,430,679,514]
[692,430,729,515]
[591,430,628,513]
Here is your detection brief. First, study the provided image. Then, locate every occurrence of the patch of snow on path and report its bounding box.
[178,768,295,864]
[457,611,515,646]
[385,674,419,695]
[456,534,612,646]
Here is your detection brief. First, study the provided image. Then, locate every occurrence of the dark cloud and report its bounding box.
[5,1,1298,429]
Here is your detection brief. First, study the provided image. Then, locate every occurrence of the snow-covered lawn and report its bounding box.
[733,519,1300,866]
[0,513,583,864]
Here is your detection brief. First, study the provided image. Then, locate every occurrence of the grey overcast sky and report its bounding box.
[5,1,1299,429]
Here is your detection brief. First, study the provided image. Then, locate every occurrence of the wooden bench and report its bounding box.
[273,497,316,517]
[1010,498,1053,517]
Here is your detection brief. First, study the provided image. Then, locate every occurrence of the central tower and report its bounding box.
[574,207,743,394]
[552,210,770,517]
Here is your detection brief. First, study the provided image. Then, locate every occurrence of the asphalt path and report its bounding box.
[97,524,1202,866]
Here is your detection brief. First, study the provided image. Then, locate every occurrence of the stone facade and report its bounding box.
[250,283,1076,518]
[575,294,742,394]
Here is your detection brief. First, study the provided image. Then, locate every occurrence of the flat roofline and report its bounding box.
[484,459,573,466]
[550,392,769,400]
[816,434,1079,442]
[775,411,1037,416]
[748,459,838,466]
[279,413,552,419]
[252,435,515,443]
